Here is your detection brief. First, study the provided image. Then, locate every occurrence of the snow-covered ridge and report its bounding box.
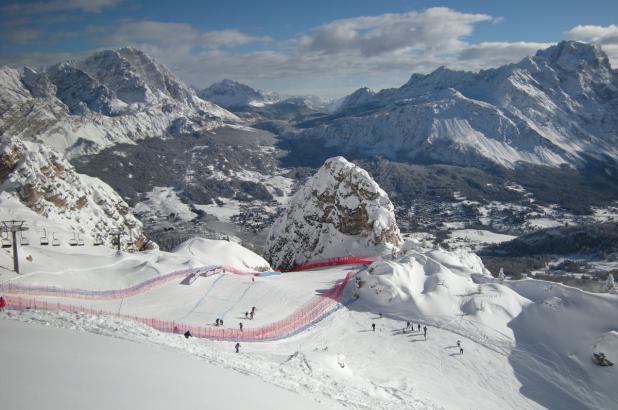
[0,137,147,250]
[265,156,402,270]
[0,47,238,158]
[198,79,281,108]
[295,41,618,169]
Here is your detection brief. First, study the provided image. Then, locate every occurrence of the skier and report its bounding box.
[417,324,421,332]
[250,311,254,320]
[251,306,256,316]
[220,319,224,326]
[457,340,461,348]
[245,312,248,319]
[239,322,243,332]
[0,296,6,311]
[406,321,411,329]
[423,326,427,339]
[215,318,220,326]
[372,323,376,332]
[235,342,241,353]
[184,330,192,339]
[460,347,464,355]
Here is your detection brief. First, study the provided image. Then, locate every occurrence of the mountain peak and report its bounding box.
[534,40,611,71]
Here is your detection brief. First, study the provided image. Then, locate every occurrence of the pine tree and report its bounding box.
[607,273,616,294]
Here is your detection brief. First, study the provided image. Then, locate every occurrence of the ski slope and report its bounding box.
[1,237,617,409]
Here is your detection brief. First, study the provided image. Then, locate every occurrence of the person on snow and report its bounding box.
[0,296,6,311]
[184,330,192,339]
[460,347,464,355]
[407,321,411,329]
[457,340,461,348]
[417,324,421,332]
[235,342,240,353]
[423,326,427,339]
[372,323,376,332]
[250,311,254,320]
[220,319,224,326]
[215,318,220,326]
[239,322,243,332]
[245,312,248,319]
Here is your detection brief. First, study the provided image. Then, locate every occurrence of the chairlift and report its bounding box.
[19,231,29,246]
[1,230,11,249]
[77,233,84,247]
[68,230,78,247]
[126,242,137,253]
[52,232,60,247]
[40,228,49,246]
[93,235,103,246]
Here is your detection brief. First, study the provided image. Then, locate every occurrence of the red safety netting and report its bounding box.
[288,255,374,272]
[2,272,352,342]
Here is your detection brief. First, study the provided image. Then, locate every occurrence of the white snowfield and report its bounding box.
[1,237,617,410]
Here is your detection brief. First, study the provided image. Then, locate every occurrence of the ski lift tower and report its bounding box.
[2,220,28,274]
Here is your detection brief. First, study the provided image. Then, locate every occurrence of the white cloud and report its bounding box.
[201,30,271,48]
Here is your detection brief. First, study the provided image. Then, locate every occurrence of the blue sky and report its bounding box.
[1,0,617,98]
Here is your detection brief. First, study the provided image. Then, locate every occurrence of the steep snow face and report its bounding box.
[0,48,238,158]
[199,79,278,108]
[304,41,618,169]
[265,156,402,270]
[0,137,148,250]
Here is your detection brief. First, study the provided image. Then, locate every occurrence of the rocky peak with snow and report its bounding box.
[198,79,277,108]
[0,48,238,157]
[0,137,150,250]
[265,156,402,270]
[302,41,618,170]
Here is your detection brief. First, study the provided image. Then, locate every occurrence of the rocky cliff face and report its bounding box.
[0,48,238,158]
[288,41,618,170]
[0,137,149,250]
[265,156,401,270]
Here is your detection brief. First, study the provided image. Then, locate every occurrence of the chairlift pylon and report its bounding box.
[40,228,49,246]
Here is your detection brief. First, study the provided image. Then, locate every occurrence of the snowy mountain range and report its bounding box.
[288,41,618,170]
[0,47,237,158]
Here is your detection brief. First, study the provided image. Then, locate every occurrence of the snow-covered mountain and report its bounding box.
[0,48,238,158]
[0,137,148,250]
[288,41,618,169]
[198,79,280,109]
[265,156,402,270]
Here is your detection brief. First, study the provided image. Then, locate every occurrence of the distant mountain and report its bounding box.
[287,41,618,170]
[0,47,238,158]
[198,79,333,123]
[198,79,280,109]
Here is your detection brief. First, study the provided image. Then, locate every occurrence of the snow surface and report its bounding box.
[2,237,617,409]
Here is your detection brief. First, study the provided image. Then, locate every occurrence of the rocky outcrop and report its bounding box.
[0,137,151,250]
[265,156,402,270]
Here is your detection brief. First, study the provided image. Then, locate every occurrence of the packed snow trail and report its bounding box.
[176,273,225,321]
[3,271,354,342]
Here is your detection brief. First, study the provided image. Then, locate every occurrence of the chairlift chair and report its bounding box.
[51,232,60,247]
[1,230,11,249]
[19,231,29,246]
[68,230,78,247]
[77,233,84,246]
[40,228,49,246]
[93,235,103,246]
[127,243,137,253]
